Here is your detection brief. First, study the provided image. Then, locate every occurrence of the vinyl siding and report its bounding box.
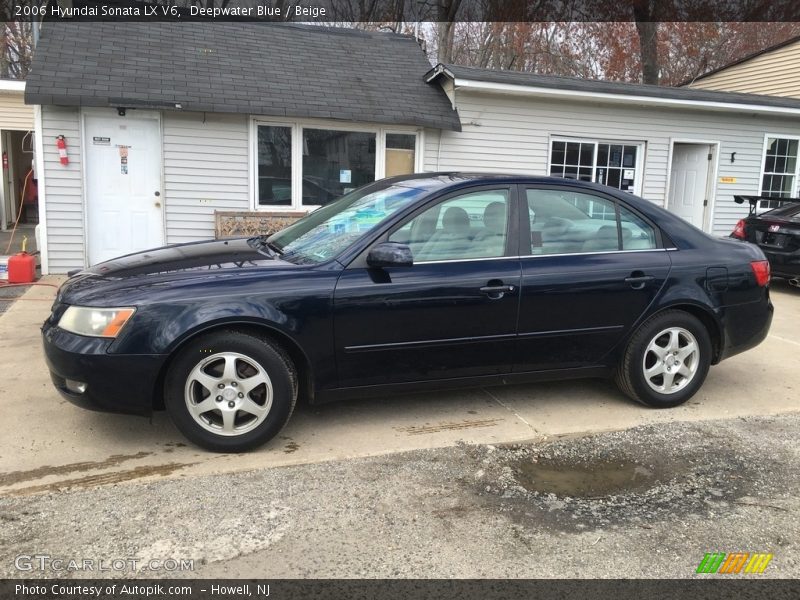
[688,40,800,99]
[41,106,84,273]
[0,90,33,130]
[163,111,250,244]
[437,90,800,235]
[422,128,441,171]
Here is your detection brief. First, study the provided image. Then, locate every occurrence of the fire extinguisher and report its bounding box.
[56,135,69,166]
[2,151,7,170]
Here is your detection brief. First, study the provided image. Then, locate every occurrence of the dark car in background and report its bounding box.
[731,196,800,288]
[42,174,773,452]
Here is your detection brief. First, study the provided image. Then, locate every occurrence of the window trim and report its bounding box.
[759,133,800,209]
[250,116,421,212]
[547,136,646,196]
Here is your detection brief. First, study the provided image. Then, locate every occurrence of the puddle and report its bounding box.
[515,458,657,498]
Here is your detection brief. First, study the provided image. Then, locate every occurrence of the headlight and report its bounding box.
[58,306,136,338]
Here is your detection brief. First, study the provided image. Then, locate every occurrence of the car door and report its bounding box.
[515,186,672,372]
[333,186,522,388]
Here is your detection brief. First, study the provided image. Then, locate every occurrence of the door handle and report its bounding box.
[624,273,655,290]
[479,283,515,299]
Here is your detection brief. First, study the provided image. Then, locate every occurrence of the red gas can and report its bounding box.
[8,252,36,284]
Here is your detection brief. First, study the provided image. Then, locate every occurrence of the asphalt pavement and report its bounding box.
[1,414,797,578]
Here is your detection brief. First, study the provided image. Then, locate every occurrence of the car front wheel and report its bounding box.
[165,330,297,452]
[615,310,712,408]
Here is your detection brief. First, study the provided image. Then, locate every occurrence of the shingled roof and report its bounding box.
[25,22,461,131]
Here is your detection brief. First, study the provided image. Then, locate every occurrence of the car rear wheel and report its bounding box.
[615,310,711,408]
[165,330,297,452]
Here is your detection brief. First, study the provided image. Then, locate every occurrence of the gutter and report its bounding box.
[0,80,26,93]
[426,65,800,118]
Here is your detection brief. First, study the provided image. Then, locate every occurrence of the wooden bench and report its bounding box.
[214,211,307,239]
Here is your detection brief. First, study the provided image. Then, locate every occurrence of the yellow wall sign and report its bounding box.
[719,176,737,184]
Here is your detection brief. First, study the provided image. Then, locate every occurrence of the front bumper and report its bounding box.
[42,321,167,416]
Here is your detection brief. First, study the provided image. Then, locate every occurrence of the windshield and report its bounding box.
[268,181,428,264]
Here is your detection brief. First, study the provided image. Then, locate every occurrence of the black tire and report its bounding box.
[165,329,297,452]
[615,310,712,408]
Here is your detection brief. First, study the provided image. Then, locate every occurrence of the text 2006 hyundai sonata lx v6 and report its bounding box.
[43,174,773,452]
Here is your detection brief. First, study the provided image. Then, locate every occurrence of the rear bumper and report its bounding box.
[717,294,774,362]
[760,247,800,278]
[42,321,166,416]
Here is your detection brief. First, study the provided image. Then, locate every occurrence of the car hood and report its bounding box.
[58,238,297,306]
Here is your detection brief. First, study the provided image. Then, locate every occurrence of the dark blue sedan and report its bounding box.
[42,174,774,452]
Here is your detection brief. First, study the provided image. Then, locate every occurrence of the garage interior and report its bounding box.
[0,128,37,254]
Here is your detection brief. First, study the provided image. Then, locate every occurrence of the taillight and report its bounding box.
[732,219,747,240]
[751,260,770,287]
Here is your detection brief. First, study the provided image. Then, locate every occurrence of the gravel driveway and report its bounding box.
[2,413,797,579]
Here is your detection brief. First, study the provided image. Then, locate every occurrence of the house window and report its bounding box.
[302,129,376,206]
[760,136,799,210]
[549,139,642,194]
[385,133,417,177]
[257,125,292,206]
[254,120,418,211]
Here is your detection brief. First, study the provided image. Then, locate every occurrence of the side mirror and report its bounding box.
[366,242,413,268]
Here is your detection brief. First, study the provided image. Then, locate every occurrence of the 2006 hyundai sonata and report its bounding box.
[43,174,773,452]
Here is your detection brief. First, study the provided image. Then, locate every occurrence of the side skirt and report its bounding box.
[313,366,612,404]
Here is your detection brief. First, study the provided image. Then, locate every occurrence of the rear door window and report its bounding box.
[526,188,658,254]
[526,189,618,255]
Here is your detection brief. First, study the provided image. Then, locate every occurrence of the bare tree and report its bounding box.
[0,22,34,80]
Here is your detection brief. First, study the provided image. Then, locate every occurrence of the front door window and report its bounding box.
[389,189,510,262]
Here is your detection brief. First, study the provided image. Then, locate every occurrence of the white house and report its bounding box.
[24,22,800,274]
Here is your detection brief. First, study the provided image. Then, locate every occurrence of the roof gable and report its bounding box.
[25,22,461,131]
[685,35,800,85]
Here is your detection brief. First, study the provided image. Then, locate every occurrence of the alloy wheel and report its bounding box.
[184,352,273,436]
[642,327,700,395]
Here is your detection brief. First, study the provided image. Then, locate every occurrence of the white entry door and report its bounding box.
[85,111,163,265]
[667,143,712,230]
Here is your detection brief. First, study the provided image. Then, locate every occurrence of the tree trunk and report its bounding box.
[436,0,462,64]
[632,0,659,85]
[635,20,659,84]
